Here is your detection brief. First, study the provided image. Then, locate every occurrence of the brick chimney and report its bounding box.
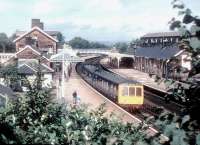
[31,19,44,30]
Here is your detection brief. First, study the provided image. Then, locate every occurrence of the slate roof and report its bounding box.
[84,64,139,84]
[18,64,36,75]
[0,84,16,98]
[44,31,60,36]
[0,84,16,107]
[14,27,58,43]
[16,45,52,61]
[135,44,181,60]
[50,50,84,62]
[16,30,60,37]
[142,32,180,38]
[18,62,54,75]
[28,62,54,73]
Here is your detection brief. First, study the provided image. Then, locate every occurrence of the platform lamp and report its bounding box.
[36,52,44,90]
[129,41,137,58]
[129,41,137,55]
[61,51,65,99]
[129,41,137,69]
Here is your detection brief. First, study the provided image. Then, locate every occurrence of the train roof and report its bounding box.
[83,64,140,84]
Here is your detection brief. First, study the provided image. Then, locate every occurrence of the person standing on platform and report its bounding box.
[72,91,77,105]
[72,91,81,106]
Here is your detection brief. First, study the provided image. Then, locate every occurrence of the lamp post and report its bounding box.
[61,52,65,99]
[129,41,137,55]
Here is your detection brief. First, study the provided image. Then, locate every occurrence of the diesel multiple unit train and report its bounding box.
[76,63,144,106]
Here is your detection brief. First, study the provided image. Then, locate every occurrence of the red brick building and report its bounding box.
[14,19,58,55]
[11,19,63,69]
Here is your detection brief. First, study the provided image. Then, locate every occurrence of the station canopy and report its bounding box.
[109,52,134,59]
[50,44,84,62]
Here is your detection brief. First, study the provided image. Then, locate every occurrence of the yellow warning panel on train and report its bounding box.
[118,84,144,105]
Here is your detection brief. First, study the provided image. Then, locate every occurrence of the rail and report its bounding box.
[75,56,169,141]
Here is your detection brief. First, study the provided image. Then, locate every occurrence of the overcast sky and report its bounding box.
[0,0,199,42]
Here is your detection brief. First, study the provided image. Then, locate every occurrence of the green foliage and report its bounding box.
[154,111,200,145]
[69,37,90,49]
[169,0,200,63]
[90,41,108,48]
[57,32,65,43]
[0,65,21,89]
[0,96,149,144]
[166,0,200,111]
[153,2,200,144]
[0,33,15,53]
[196,134,200,145]
[69,37,108,49]
[0,69,150,144]
[114,42,129,53]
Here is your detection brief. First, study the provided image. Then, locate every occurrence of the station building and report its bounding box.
[0,19,83,90]
[133,32,191,81]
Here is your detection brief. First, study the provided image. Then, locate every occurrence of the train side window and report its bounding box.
[129,87,135,96]
[122,87,128,96]
[136,87,142,96]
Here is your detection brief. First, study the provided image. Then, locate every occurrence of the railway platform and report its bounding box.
[54,62,166,137]
[61,64,142,124]
[110,69,168,93]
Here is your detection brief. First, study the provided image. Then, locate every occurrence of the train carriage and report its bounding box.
[78,64,144,106]
[118,83,144,105]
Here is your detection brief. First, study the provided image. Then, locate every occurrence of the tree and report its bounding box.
[0,33,15,53]
[169,0,200,77]
[152,1,200,144]
[114,42,129,53]
[166,0,200,117]
[0,62,151,144]
[90,42,107,48]
[0,33,9,52]
[0,65,21,90]
[69,37,90,49]
[57,32,65,43]
[68,37,108,49]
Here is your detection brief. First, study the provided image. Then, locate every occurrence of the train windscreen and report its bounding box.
[129,87,135,96]
[136,88,142,96]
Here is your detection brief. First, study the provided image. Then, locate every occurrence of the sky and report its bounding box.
[0,0,199,42]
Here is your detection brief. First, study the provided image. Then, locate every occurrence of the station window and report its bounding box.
[129,87,135,96]
[136,88,142,96]
[122,87,128,96]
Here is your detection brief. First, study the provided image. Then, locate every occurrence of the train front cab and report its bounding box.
[118,83,144,105]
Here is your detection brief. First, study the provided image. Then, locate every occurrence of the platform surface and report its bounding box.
[110,69,167,92]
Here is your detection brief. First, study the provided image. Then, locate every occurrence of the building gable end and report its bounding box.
[13,26,58,43]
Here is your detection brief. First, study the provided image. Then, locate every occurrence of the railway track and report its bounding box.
[75,56,190,141]
[76,56,169,121]
[76,56,187,141]
[84,56,183,114]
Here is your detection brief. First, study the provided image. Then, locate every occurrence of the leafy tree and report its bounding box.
[57,32,65,43]
[0,33,15,53]
[69,37,108,49]
[0,63,152,144]
[69,37,90,49]
[169,0,200,77]
[114,42,129,53]
[9,33,17,42]
[90,42,107,48]
[151,1,200,144]
[0,65,21,89]
[165,0,200,119]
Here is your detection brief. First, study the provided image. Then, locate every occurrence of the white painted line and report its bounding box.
[78,73,159,134]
